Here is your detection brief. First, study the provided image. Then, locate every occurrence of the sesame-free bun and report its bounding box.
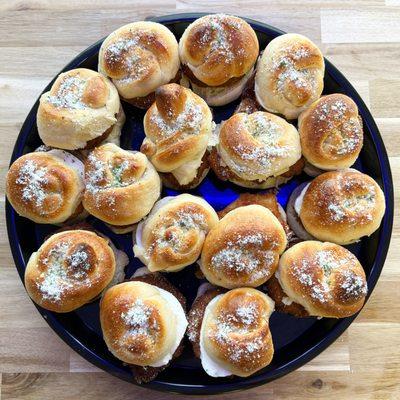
[24,230,116,312]
[200,205,287,288]
[200,288,274,377]
[214,111,301,186]
[255,33,325,119]
[100,280,187,366]
[276,241,367,318]
[37,68,120,150]
[179,14,259,87]
[82,143,161,226]
[298,94,363,170]
[299,170,385,244]
[6,150,84,224]
[99,22,180,102]
[141,84,212,188]
[133,194,219,272]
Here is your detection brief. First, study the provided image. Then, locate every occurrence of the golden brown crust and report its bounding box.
[141,84,212,186]
[298,94,363,170]
[24,230,116,312]
[82,144,161,226]
[200,205,287,288]
[127,271,186,383]
[300,170,386,244]
[37,68,120,150]
[134,194,219,272]
[6,151,84,224]
[121,70,182,109]
[217,112,302,182]
[217,192,296,244]
[99,22,180,100]
[100,280,186,367]
[179,14,259,87]
[201,288,274,377]
[208,147,304,189]
[255,33,325,119]
[264,275,309,317]
[277,241,367,318]
[188,287,226,358]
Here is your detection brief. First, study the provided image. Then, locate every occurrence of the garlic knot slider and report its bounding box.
[133,194,219,272]
[100,280,187,369]
[99,21,180,109]
[200,205,287,288]
[179,14,259,106]
[6,149,85,224]
[209,111,303,189]
[188,287,274,377]
[255,33,325,119]
[267,241,368,318]
[141,83,213,189]
[82,143,161,232]
[24,230,116,312]
[299,94,364,174]
[287,169,386,244]
[37,68,123,150]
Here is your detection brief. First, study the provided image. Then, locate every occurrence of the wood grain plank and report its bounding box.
[377,118,400,157]
[323,43,400,81]
[175,3,322,40]
[1,0,386,13]
[349,323,400,372]
[0,328,70,372]
[321,8,400,44]
[0,76,48,124]
[370,79,400,118]
[1,1,399,398]
[0,47,85,77]
[0,6,176,47]
[0,267,48,329]
[0,0,171,11]
[2,371,400,399]
[69,353,101,373]
[356,281,400,322]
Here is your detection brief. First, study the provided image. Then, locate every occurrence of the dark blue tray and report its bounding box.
[6,13,394,395]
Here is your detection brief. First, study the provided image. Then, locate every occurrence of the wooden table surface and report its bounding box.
[1,1,399,399]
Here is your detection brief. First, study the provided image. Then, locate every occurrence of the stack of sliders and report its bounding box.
[6,14,386,383]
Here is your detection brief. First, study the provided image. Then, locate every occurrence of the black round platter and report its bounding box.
[6,13,394,395]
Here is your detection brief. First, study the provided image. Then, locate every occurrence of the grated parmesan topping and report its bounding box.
[200,14,243,64]
[37,241,93,302]
[313,99,362,156]
[150,101,204,138]
[211,296,268,365]
[210,233,276,280]
[121,299,158,336]
[271,44,316,98]
[85,153,137,200]
[290,248,360,304]
[104,33,158,83]
[326,191,376,223]
[230,114,291,173]
[340,270,367,299]
[47,75,86,109]
[16,160,49,210]
[146,208,207,257]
